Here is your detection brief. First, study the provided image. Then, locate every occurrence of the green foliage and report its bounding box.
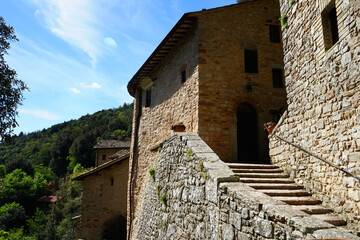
[161,220,168,228]
[186,148,193,158]
[0,202,26,231]
[72,163,86,177]
[33,164,54,183]
[160,192,167,206]
[0,169,46,206]
[149,168,156,181]
[0,165,5,178]
[279,14,288,28]
[0,17,28,142]
[289,0,295,7]
[0,103,133,177]
[5,157,34,176]
[26,208,46,238]
[157,146,162,153]
[6,228,36,240]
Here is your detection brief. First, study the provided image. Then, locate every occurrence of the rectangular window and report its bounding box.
[269,25,281,43]
[145,89,151,107]
[322,2,339,50]
[181,70,186,83]
[272,69,283,88]
[102,154,106,160]
[244,49,258,73]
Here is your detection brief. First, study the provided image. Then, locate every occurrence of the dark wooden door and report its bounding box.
[237,103,258,163]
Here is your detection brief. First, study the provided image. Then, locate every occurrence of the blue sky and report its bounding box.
[1,0,234,134]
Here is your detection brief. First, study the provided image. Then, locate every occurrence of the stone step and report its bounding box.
[247,183,304,190]
[226,163,279,169]
[273,196,322,205]
[258,189,310,197]
[235,173,290,178]
[231,168,284,173]
[292,205,333,214]
[312,214,347,226]
[239,178,295,183]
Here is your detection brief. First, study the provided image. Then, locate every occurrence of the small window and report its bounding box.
[244,49,258,73]
[322,2,339,50]
[272,69,283,88]
[102,154,106,160]
[110,177,114,186]
[269,25,281,43]
[181,70,186,83]
[145,89,151,107]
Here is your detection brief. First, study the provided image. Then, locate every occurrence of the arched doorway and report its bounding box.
[237,103,258,163]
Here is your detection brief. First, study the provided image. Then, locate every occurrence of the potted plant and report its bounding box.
[264,121,276,134]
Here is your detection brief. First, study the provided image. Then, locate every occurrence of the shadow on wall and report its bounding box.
[102,215,127,240]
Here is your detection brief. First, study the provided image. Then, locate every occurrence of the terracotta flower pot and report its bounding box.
[264,122,276,134]
[172,124,185,132]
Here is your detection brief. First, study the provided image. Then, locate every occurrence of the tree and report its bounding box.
[0,16,28,142]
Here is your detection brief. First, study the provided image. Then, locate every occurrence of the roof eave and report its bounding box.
[127,13,198,97]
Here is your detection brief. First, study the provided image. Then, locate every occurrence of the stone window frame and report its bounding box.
[321,0,339,51]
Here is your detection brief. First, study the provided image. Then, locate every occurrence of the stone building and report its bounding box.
[269,0,360,232]
[127,0,288,238]
[74,140,130,240]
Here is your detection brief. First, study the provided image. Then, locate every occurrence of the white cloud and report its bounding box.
[79,83,101,89]
[19,109,62,120]
[70,88,80,94]
[29,0,103,65]
[104,37,117,47]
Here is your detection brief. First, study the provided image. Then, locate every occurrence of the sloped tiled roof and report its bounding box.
[93,140,130,149]
[73,152,130,181]
[109,148,130,160]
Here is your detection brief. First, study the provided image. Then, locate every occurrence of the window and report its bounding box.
[244,50,258,73]
[102,154,106,160]
[272,69,283,88]
[181,70,186,83]
[145,89,151,107]
[110,177,114,186]
[322,2,339,50]
[269,25,281,43]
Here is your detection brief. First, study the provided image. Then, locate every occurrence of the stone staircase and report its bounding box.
[227,163,347,227]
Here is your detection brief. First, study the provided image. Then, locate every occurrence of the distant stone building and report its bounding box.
[74,140,130,240]
[127,0,287,237]
[269,0,360,232]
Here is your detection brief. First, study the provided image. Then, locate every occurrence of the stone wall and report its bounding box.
[78,159,129,240]
[128,25,199,235]
[133,132,358,239]
[194,0,287,163]
[269,0,360,232]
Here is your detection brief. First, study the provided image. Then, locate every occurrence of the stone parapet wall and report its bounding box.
[133,133,358,239]
[269,0,360,233]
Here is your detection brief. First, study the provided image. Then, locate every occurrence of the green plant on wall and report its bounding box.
[160,192,167,206]
[279,14,288,28]
[162,220,168,229]
[187,148,193,158]
[157,146,162,153]
[156,184,161,196]
[289,0,295,7]
[149,168,156,181]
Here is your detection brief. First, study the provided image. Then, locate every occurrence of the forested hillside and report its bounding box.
[0,103,133,176]
[0,103,133,239]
